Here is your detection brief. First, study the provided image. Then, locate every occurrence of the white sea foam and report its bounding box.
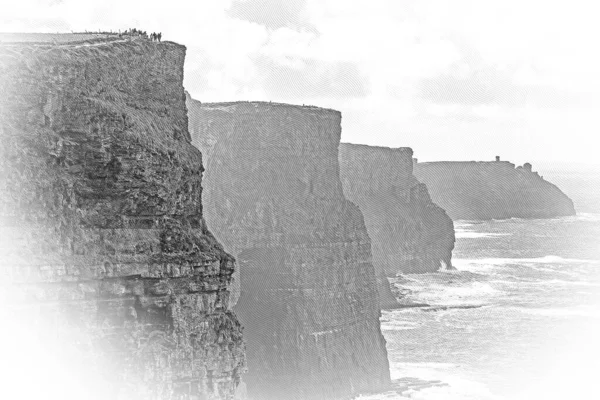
[355,363,501,400]
[454,230,511,239]
[455,255,597,265]
[516,305,600,318]
[355,392,410,400]
[486,217,525,223]
[380,319,422,331]
[436,282,500,296]
[453,221,512,239]
[531,278,600,287]
[453,221,476,227]
[453,256,600,276]
[407,382,501,400]
[571,212,600,222]
[397,280,503,307]
[356,385,498,400]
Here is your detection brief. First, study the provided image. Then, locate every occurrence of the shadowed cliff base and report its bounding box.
[0,34,245,399]
[414,160,576,220]
[186,97,391,399]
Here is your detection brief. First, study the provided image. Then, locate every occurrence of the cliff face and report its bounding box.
[0,35,244,399]
[414,161,576,220]
[338,144,455,286]
[187,99,391,400]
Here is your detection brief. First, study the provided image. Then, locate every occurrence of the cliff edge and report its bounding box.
[338,144,455,306]
[187,98,391,400]
[0,34,245,399]
[414,161,576,220]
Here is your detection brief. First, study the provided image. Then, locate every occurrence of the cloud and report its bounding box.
[2,0,600,163]
[418,64,589,110]
[0,15,70,32]
[228,0,315,31]
[183,55,213,95]
[253,56,369,100]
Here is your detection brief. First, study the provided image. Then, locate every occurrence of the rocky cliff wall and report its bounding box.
[339,144,455,286]
[414,161,576,220]
[187,98,391,400]
[0,35,245,399]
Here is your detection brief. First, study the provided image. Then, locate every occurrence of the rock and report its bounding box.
[338,144,455,284]
[0,34,244,399]
[377,270,403,309]
[413,161,576,220]
[187,99,391,400]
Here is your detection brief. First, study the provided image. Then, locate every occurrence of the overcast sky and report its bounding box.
[3,0,599,164]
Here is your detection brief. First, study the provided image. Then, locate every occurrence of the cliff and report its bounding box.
[187,98,391,400]
[414,161,576,220]
[338,144,455,293]
[0,34,245,399]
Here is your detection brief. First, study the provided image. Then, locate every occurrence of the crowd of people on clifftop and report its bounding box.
[120,28,161,42]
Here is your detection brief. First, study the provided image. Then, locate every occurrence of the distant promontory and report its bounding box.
[413,158,576,220]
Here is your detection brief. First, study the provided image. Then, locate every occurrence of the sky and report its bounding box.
[2,0,599,164]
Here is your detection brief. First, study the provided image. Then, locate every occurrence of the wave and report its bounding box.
[516,305,600,318]
[484,277,600,289]
[454,255,600,269]
[569,212,600,222]
[397,269,486,282]
[357,363,500,400]
[434,282,500,296]
[426,258,600,296]
[452,256,600,282]
[454,221,475,227]
[532,277,600,287]
[455,212,600,224]
[380,313,423,330]
[452,255,600,275]
[380,321,422,331]
[454,230,512,239]
[491,217,524,222]
[394,279,503,307]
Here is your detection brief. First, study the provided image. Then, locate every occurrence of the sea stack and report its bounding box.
[0,34,245,399]
[414,160,576,220]
[187,98,391,400]
[338,144,455,306]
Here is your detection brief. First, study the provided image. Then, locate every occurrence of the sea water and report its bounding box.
[359,189,600,399]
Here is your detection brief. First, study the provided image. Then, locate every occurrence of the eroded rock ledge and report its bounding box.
[414,160,576,220]
[338,144,455,306]
[187,98,391,400]
[0,35,244,399]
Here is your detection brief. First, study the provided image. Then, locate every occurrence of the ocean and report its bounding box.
[360,168,600,400]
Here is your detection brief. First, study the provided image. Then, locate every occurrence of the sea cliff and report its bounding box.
[187,98,391,400]
[338,144,455,307]
[414,160,576,220]
[0,34,245,399]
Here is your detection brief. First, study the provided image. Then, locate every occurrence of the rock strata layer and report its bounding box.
[339,144,455,291]
[187,98,391,400]
[414,161,576,220]
[0,35,244,399]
